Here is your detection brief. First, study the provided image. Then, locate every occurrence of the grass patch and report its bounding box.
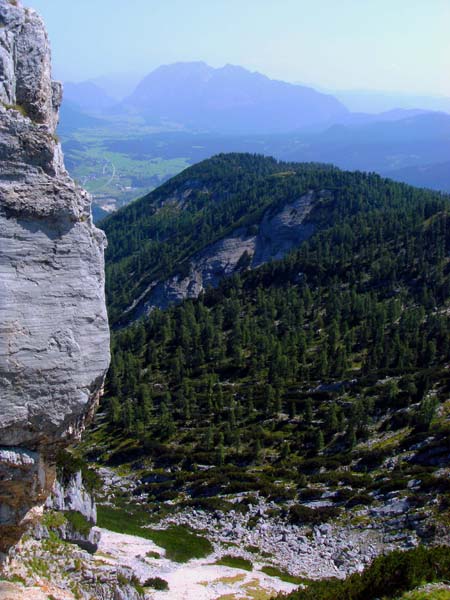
[27,557,50,579]
[97,503,151,536]
[216,555,253,571]
[234,579,279,599]
[41,510,67,529]
[208,574,246,586]
[261,566,308,585]
[245,545,260,554]
[146,526,212,562]
[97,504,212,562]
[5,574,26,585]
[2,102,27,117]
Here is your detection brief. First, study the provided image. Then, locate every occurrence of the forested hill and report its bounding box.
[91,161,450,539]
[102,154,335,324]
[101,154,446,326]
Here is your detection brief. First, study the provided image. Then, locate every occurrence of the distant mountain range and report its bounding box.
[120,62,349,133]
[63,62,450,128]
[282,112,450,175]
[333,89,450,114]
[63,81,117,112]
[58,101,105,134]
[60,62,450,202]
[64,62,349,133]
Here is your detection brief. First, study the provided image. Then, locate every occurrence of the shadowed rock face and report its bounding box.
[0,0,110,556]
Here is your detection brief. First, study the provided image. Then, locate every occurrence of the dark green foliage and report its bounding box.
[143,577,169,591]
[277,545,450,600]
[96,154,450,507]
[102,153,447,325]
[288,504,341,525]
[145,526,213,563]
[63,511,93,537]
[56,449,101,493]
[96,504,212,562]
[260,566,308,585]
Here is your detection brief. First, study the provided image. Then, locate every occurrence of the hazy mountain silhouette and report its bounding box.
[282,112,450,174]
[121,61,348,133]
[58,101,105,134]
[387,161,450,192]
[64,81,117,113]
[334,89,450,114]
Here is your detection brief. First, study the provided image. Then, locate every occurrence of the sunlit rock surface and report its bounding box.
[0,0,110,556]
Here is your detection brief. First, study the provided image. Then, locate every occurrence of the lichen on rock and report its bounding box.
[0,0,110,557]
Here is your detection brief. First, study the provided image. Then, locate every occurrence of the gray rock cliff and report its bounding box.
[0,0,110,557]
[137,190,324,315]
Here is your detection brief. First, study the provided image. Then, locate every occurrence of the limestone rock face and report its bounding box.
[138,190,324,315]
[0,0,110,556]
[48,471,97,524]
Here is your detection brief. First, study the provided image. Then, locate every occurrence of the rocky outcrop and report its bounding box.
[138,190,323,314]
[0,0,110,557]
[48,471,97,524]
[44,471,100,551]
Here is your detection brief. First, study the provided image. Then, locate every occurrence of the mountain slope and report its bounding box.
[122,62,348,133]
[102,154,338,324]
[102,153,450,325]
[58,100,105,134]
[85,157,450,578]
[63,80,117,113]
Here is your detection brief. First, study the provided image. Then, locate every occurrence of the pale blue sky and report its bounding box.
[29,0,450,95]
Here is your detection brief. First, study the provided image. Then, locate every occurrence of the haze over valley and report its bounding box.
[1,1,450,600]
[58,62,450,220]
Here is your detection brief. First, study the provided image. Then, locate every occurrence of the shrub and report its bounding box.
[64,510,93,537]
[299,488,324,501]
[144,577,169,590]
[288,504,340,525]
[56,449,101,493]
[183,497,236,513]
[41,510,66,529]
[345,493,374,508]
[276,546,450,600]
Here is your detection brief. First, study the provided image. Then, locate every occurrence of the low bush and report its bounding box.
[143,577,169,590]
[98,503,213,562]
[345,493,374,508]
[183,497,237,513]
[299,488,325,501]
[64,510,93,537]
[288,504,340,525]
[276,546,450,600]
